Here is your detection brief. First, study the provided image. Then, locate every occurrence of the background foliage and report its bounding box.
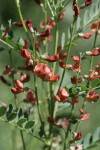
[0,0,100,150]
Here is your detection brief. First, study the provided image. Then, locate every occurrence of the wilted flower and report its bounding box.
[2,27,9,40]
[71,76,82,84]
[72,132,82,141]
[35,40,41,51]
[26,89,36,105]
[59,60,72,69]
[48,116,68,128]
[0,76,11,86]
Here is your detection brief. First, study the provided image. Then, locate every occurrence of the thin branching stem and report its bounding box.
[58,18,76,90]
[9,49,26,150]
[0,117,45,144]
[15,0,31,42]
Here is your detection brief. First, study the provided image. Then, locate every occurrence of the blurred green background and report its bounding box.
[0,0,100,150]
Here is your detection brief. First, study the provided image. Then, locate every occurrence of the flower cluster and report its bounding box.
[34,63,60,82]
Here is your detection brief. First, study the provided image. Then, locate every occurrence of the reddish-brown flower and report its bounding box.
[43,54,59,62]
[34,63,60,82]
[34,63,52,80]
[15,80,24,89]
[48,116,68,128]
[23,40,29,49]
[71,76,82,84]
[11,80,24,94]
[14,19,33,30]
[80,0,92,9]
[91,21,100,34]
[35,40,41,51]
[71,56,81,72]
[78,32,92,39]
[20,73,30,83]
[88,63,100,80]
[40,28,50,38]
[73,132,82,141]
[59,52,67,60]
[2,27,9,40]
[79,108,90,121]
[55,88,69,103]
[86,48,100,56]
[86,89,100,102]
[3,68,18,77]
[11,87,24,94]
[26,19,33,29]
[14,20,26,27]
[73,4,80,17]
[85,0,92,6]
[24,58,33,71]
[59,60,72,69]
[40,17,56,29]
[49,74,60,82]
[20,49,31,59]
[26,89,36,105]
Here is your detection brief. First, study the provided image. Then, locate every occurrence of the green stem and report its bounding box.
[58,18,76,90]
[15,0,27,32]
[90,31,98,71]
[63,124,71,150]
[44,1,48,53]
[63,105,74,150]
[20,130,26,150]
[15,0,46,140]
[33,34,44,128]
[87,14,100,88]
[9,49,26,150]
[53,23,59,74]
[34,75,43,124]
[46,0,55,17]
[0,39,14,49]
[15,0,31,42]
[9,50,18,109]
